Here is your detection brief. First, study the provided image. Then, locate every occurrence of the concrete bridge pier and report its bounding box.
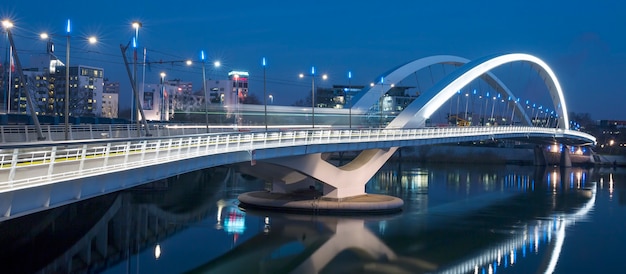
[238,149,404,213]
[533,144,572,167]
[560,145,572,168]
[533,145,547,166]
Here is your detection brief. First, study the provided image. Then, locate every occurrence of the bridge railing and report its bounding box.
[0,124,245,143]
[0,126,595,192]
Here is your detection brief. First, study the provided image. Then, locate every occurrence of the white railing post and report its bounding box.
[7,148,19,184]
[177,138,183,157]
[103,143,111,167]
[155,139,162,160]
[123,141,131,166]
[79,144,88,174]
[47,146,57,179]
[167,139,173,159]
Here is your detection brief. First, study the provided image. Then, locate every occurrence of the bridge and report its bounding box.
[0,53,596,221]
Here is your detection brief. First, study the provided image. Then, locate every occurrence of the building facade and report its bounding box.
[8,52,104,118]
[102,79,119,118]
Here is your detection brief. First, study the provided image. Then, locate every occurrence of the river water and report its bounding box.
[0,162,624,273]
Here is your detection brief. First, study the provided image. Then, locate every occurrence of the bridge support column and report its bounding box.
[533,145,547,166]
[560,145,572,168]
[238,148,404,213]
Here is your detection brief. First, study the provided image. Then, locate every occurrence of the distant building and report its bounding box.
[9,52,104,118]
[140,83,178,121]
[227,70,249,105]
[316,85,365,109]
[205,79,230,104]
[102,79,119,118]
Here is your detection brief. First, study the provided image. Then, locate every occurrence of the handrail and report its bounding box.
[0,126,596,192]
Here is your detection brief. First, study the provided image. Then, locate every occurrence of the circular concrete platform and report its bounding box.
[238,191,404,214]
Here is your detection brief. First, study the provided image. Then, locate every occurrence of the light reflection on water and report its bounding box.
[0,164,624,273]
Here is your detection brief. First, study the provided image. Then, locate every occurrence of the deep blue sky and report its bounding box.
[2,0,625,120]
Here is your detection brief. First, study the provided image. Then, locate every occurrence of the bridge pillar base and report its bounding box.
[560,145,572,168]
[238,191,403,214]
[533,145,548,166]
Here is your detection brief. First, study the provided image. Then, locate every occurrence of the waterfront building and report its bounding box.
[7,52,104,118]
[102,79,119,118]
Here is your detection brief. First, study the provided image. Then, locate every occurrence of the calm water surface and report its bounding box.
[1,162,625,273]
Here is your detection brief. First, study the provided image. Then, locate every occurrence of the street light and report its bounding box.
[3,20,14,113]
[348,71,352,128]
[132,21,141,134]
[200,50,209,132]
[233,73,240,126]
[299,66,327,128]
[268,94,273,104]
[3,19,46,140]
[160,72,166,121]
[262,57,267,131]
[64,19,71,140]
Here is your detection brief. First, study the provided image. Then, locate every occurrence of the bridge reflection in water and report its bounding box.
[0,164,597,273]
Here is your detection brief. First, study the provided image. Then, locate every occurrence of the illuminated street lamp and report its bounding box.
[348,71,352,128]
[200,50,209,132]
[299,66,327,128]
[269,94,273,104]
[132,21,141,132]
[64,19,71,139]
[2,19,45,140]
[160,72,166,121]
[262,57,267,131]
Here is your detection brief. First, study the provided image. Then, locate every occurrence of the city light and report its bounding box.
[1,19,13,29]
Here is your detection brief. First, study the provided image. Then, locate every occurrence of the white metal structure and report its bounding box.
[0,126,595,221]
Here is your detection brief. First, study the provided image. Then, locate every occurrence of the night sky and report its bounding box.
[2,0,625,120]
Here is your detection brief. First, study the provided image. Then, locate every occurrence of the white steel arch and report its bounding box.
[388,53,569,130]
[351,55,532,127]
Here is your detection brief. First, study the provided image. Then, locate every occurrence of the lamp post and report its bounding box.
[262,57,267,131]
[299,67,327,128]
[348,71,352,128]
[200,50,209,132]
[160,72,166,121]
[233,73,240,126]
[132,21,141,135]
[2,19,45,140]
[268,94,273,104]
[64,19,71,140]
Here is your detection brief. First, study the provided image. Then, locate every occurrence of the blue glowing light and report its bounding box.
[473,89,477,94]
[348,71,352,79]
[200,50,205,61]
[311,66,315,75]
[262,57,266,67]
[66,19,71,33]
